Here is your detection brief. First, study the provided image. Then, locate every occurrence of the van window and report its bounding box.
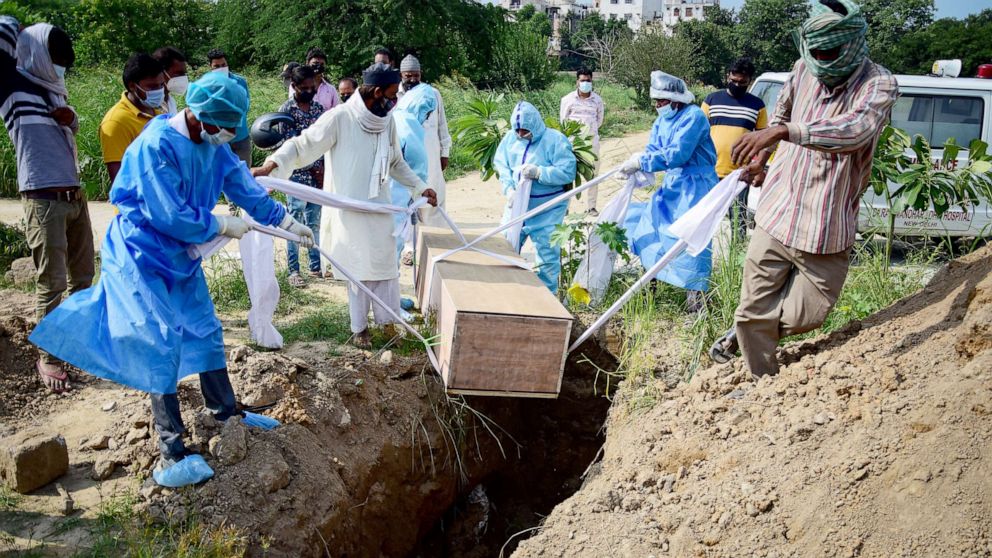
[891,94,984,148]
[749,81,783,113]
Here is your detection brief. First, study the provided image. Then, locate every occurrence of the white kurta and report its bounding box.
[267,104,427,281]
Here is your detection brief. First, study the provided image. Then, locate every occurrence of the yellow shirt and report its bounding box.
[701,89,768,178]
[98,92,162,164]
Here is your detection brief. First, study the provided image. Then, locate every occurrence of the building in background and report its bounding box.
[595,0,717,31]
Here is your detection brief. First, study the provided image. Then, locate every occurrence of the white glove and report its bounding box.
[521,164,541,180]
[620,154,643,175]
[216,215,250,239]
[506,187,516,209]
[280,213,315,248]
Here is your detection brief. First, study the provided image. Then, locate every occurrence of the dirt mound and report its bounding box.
[513,247,992,558]
[0,315,41,417]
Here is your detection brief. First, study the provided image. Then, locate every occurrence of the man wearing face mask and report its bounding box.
[207,48,252,165]
[278,64,326,287]
[31,72,314,487]
[560,67,605,215]
[709,0,896,377]
[2,20,95,394]
[99,53,166,182]
[338,77,357,103]
[253,63,438,349]
[619,71,718,314]
[493,101,577,293]
[285,47,339,114]
[153,46,188,115]
[397,54,451,252]
[701,57,767,240]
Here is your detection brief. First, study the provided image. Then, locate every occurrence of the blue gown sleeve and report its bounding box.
[536,132,577,187]
[220,153,286,227]
[640,109,710,173]
[493,132,517,196]
[126,154,222,245]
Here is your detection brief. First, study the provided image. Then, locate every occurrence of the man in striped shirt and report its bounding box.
[702,57,767,238]
[709,0,897,377]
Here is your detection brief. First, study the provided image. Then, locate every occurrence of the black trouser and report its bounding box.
[726,186,750,241]
[150,369,238,460]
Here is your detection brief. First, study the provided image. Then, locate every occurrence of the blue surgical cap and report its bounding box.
[186,72,247,128]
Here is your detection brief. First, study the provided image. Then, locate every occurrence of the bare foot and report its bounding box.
[351,329,372,349]
[37,359,70,393]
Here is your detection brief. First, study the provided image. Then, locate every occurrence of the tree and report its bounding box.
[735,0,809,74]
[673,18,735,87]
[888,10,992,76]
[860,0,934,71]
[612,31,699,102]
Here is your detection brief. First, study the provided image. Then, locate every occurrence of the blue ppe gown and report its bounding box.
[624,104,718,292]
[390,85,435,258]
[493,101,577,293]
[29,115,286,394]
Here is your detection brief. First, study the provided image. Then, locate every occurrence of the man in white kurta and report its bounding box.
[398,55,452,260]
[253,63,436,347]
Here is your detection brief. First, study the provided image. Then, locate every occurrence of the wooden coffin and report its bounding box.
[415,227,573,398]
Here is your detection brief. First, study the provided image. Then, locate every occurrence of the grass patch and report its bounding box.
[277,298,433,356]
[0,485,21,511]
[203,253,317,315]
[75,492,248,558]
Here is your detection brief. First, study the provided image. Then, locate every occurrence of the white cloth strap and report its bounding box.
[504,178,532,251]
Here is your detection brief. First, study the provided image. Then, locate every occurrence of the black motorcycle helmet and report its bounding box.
[250,112,295,150]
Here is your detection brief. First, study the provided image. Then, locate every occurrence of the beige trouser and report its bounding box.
[586,145,601,212]
[23,194,96,363]
[348,278,401,333]
[734,227,850,376]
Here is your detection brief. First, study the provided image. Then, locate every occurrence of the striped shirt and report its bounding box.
[702,89,768,177]
[756,58,897,254]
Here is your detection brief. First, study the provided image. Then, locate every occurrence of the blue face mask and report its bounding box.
[137,85,166,109]
[657,104,676,119]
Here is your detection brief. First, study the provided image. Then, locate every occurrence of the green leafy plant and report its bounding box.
[0,221,29,274]
[450,92,509,181]
[551,215,630,301]
[870,125,992,265]
[544,118,599,189]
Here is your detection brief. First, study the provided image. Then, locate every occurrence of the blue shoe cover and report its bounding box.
[152,454,214,488]
[243,411,280,430]
[400,297,415,311]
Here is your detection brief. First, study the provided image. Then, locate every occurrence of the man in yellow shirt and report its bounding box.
[99,53,165,182]
[701,57,768,239]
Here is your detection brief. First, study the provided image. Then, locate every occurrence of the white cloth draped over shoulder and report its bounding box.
[265,94,428,281]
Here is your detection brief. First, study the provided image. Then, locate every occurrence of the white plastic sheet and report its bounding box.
[239,229,283,348]
[504,178,532,252]
[571,171,654,304]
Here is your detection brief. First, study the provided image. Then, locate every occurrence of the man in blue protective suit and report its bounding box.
[619,71,718,313]
[29,72,315,488]
[493,101,577,293]
[390,82,435,262]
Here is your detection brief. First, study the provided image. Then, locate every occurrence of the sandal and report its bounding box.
[37,359,70,394]
[351,329,372,349]
[288,273,306,288]
[308,270,322,279]
[709,327,739,364]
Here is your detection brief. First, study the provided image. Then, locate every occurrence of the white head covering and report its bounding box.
[400,54,421,73]
[16,23,69,102]
[649,71,693,104]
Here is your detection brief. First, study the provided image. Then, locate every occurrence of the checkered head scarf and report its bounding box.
[792,0,868,87]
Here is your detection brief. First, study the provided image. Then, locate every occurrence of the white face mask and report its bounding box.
[212,66,230,77]
[578,81,593,94]
[53,64,66,80]
[200,128,236,145]
[166,75,189,97]
[136,85,166,109]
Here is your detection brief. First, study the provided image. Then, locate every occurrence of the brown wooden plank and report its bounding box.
[446,311,570,394]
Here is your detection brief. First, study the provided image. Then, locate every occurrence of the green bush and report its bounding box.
[0,221,29,273]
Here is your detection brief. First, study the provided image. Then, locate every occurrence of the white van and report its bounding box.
[748,72,992,238]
